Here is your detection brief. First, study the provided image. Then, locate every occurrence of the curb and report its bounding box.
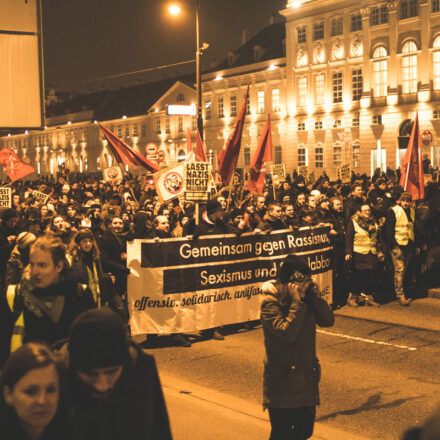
[428,288,440,299]
[160,372,372,440]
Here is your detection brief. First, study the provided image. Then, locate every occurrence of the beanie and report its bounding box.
[68,309,129,371]
[74,228,94,245]
[17,232,37,250]
[399,192,413,202]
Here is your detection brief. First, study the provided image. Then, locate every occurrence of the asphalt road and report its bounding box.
[142,309,440,440]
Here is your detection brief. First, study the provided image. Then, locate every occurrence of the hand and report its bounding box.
[345,254,352,261]
[121,252,127,261]
[378,252,384,262]
[7,235,16,245]
[110,275,116,284]
[329,229,338,235]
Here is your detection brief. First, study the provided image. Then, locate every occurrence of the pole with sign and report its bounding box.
[184,162,211,225]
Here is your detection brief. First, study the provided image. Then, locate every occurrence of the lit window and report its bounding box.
[192,116,197,131]
[176,93,185,102]
[298,146,308,166]
[313,22,324,41]
[371,5,388,25]
[315,121,323,130]
[178,116,183,132]
[272,88,280,112]
[246,94,250,115]
[373,46,388,97]
[274,146,282,164]
[315,73,324,105]
[166,118,170,134]
[353,143,360,168]
[298,77,308,107]
[257,90,265,114]
[230,95,237,117]
[400,0,419,19]
[315,144,324,168]
[433,0,440,13]
[156,119,161,134]
[373,115,382,124]
[352,68,363,101]
[433,109,440,119]
[332,72,343,103]
[218,97,224,118]
[333,143,342,166]
[331,17,343,36]
[352,115,360,127]
[244,146,250,166]
[133,125,138,136]
[297,26,306,44]
[433,36,440,90]
[402,41,418,93]
[141,124,146,136]
[117,126,122,137]
[333,119,342,128]
[205,100,211,120]
[298,122,306,131]
[351,14,362,32]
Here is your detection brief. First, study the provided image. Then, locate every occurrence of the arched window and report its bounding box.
[298,144,308,167]
[274,146,282,164]
[402,41,418,93]
[333,142,342,167]
[315,144,324,168]
[352,143,360,168]
[433,35,440,90]
[176,93,185,102]
[373,46,388,97]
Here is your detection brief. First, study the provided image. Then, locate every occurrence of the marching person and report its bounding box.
[345,204,384,307]
[260,255,334,440]
[62,308,173,440]
[385,192,419,306]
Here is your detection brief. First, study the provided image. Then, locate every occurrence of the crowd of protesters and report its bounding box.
[0,166,439,439]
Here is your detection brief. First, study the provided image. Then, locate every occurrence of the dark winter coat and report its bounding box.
[260,280,334,409]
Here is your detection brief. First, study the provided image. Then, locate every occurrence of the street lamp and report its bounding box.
[168,1,206,141]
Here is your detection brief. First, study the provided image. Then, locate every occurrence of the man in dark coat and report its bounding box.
[62,308,173,440]
[343,183,365,222]
[260,255,334,440]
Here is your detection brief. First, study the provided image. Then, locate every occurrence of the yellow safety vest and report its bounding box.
[6,285,24,353]
[352,219,377,255]
[392,205,415,245]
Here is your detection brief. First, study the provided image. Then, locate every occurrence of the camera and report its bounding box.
[289,270,312,284]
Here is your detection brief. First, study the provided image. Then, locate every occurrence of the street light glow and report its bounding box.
[290,0,302,8]
[168,4,181,15]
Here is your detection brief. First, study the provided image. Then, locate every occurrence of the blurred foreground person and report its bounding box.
[260,255,334,440]
[0,343,69,440]
[63,308,172,440]
[403,404,440,439]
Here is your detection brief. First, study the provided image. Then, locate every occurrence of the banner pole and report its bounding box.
[226,180,234,211]
[195,202,199,225]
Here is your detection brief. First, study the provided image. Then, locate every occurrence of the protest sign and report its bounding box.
[308,171,316,185]
[32,190,49,205]
[0,187,11,209]
[153,162,185,203]
[233,168,243,186]
[271,163,286,182]
[338,164,351,184]
[103,166,123,184]
[184,162,211,202]
[298,165,308,180]
[127,226,333,335]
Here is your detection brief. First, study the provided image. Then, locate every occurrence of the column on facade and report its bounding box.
[419,0,430,97]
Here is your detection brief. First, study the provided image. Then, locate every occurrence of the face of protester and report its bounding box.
[246,204,255,214]
[233,214,244,225]
[12,195,20,207]
[332,199,343,213]
[41,206,48,216]
[3,364,60,435]
[319,200,330,210]
[284,205,294,218]
[5,216,18,229]
[307,196,316,208]
[352,186,363,198]
[79,238,94,253]
[282,196,291,204]
[111,218,124,234]
[400,198,411,209]
[256,197,265,211]
[76,366,123,399]
[53,216,66,232]
[217,197,227,211]
[155,216,169,233]
[67,207,76,218]
[269,205,282,219]
[296,194,306,206]
[30,247,64,289]
[60,195,69,204]
[360,205,371,219]
[121,213,129,223]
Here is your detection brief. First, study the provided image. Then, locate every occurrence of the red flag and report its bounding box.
[217,86,249,185]
[399,112,424,200]
[186,127,193,155]
[99,124,158,173]
[195,129,208,162]
[247,114,272,193]
[0,148,35,182]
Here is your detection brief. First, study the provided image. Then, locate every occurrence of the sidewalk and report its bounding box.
[161,373,371,440]
[335,297,440,332]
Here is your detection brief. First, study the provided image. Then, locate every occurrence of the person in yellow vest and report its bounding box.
[345,204,384,307]
[384,192,417,306]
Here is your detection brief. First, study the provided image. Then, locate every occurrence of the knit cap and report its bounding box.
[17,232,37,250]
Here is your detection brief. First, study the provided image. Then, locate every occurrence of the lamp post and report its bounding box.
[169,1,205,141]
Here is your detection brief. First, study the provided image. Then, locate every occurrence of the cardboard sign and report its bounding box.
[184,162,211,202]
[32,190,49,205]
[271,163,286,182]
[103,166,123,184]
[338,164,351,184]
[154,162,186,203]
[308,171,316,185]
[0,187,11,209]
[298,165,308,180]
[233,168,243,186]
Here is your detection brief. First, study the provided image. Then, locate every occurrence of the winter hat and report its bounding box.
[1,208,18,222]
[279,254,311,284]
[74,228,94,245]
[376,178,387,186]
[62,184,71,193]
[399,192,413,202]
[310,189,321,198]
[17,232,37,250]
[68,309,129,371]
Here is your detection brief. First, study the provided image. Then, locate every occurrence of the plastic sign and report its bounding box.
[271,163,286,182]
[167,105,196,116]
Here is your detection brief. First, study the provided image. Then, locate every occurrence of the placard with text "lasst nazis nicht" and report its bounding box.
[127,226,333,335]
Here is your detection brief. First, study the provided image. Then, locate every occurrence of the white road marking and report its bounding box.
[317,329,418,351]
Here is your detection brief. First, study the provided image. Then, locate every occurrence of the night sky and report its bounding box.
[42,0,287,92]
